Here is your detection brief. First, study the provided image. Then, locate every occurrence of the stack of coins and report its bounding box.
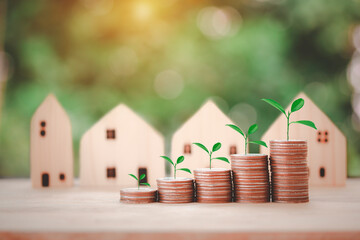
[157,178,194,203]
[120,188,157,204]
[194,168,232,203]
[270,140,309,203]
[231,154,270,203]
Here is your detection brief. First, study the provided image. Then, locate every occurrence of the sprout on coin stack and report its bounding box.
[226,124,267,155]
[192,142,230,169]
[129,173,151,190]
[262,98,317,203]
[157,155,194,203]
[226,123,270,203]
[192,142,232,203]
[160,155,192,179]
[120,173,156,204]
[262,98,317,141]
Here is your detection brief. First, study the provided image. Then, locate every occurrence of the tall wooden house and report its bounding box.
[80,104,165,187]
[30,94,73,188]
[260,92,347,187]
[171,100,244,177]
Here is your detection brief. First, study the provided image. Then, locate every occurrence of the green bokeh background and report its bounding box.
[1,0,360,177]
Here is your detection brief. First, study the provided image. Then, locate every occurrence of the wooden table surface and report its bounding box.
[1,179,360,240]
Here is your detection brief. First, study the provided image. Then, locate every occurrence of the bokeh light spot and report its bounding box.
[348,51,360,93]
[134,1,153,21]
[353,25,360,52]
[82,0,113,16]
[229,103,257,128]
[154,70,184,100]
[197,6,242,40]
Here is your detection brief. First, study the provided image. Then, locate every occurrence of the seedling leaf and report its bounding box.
[262,98,286,115]
[139,174,146,180]
[212,157,230,163]
[248,124,258,135]
[226,124,245,137]
[249,140,268,148]
[161,156,174,166]
[129,174,138,181]
[212,142,221,152]
[193,142,209,154]
[177,156,185,164]
[291,98,304,113]
[140,182,150,187]
[177,168,192,174]
[291,120,317,130]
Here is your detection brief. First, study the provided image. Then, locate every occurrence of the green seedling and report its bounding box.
[226,123,267,155]
[192,142,229,169]
[160,155,191,179]
[128,173,150,190]
[262,98,317,140]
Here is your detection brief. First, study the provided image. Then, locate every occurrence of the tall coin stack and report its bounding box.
[270,140,309,203]
[157,178,194,203]
[231,154,270,203]
[120,188,157,204]
[194,168,232,203]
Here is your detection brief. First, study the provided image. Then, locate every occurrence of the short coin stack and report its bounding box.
[120,188,157,204]
[194,168,232,203]
[270,140,309,203]
[231,154,270,203]
[157,178,194,203]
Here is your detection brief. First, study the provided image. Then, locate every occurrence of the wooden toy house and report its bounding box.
[260,92,347,187]
[30,94,73,188]
[80,104,165,187]
[171,100,244,177]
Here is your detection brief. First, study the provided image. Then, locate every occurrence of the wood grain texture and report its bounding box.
[260,92,347,187]
[1,232,360,240]
[80,104,165,187]
[30,94,73,188]
[0,179,360,239]
[171,100,245,178]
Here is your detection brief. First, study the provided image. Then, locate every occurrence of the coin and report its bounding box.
[270,140,309,203]
[157,177,194,204]
[194,168,232,203]
[231,154,270,203]
[120,188,157,204]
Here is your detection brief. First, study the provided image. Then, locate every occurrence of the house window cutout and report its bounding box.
[106,129,116,139]
[324,131,329,143]
[138,167,147,184]
[184,144,191,154]
[42,173,49,187]
[320,167,325,178]
[107,167,116,178]
[40,121,46,137]
[317,130,329,143]
[230,145,237,155]
[59,173,65,181]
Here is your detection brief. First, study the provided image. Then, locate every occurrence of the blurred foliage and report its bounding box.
[1,0,360,177]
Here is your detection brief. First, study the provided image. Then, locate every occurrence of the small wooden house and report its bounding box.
[260,92,347,187]
[30,94,73,188]
[171,100,244,177]
[80,104,165,187]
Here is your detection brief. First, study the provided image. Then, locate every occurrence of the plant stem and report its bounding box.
[174,165,176,179]
[138,179,140,190]
[209,152,212,169]
[286,114,290,141]
[245,136,248,155]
